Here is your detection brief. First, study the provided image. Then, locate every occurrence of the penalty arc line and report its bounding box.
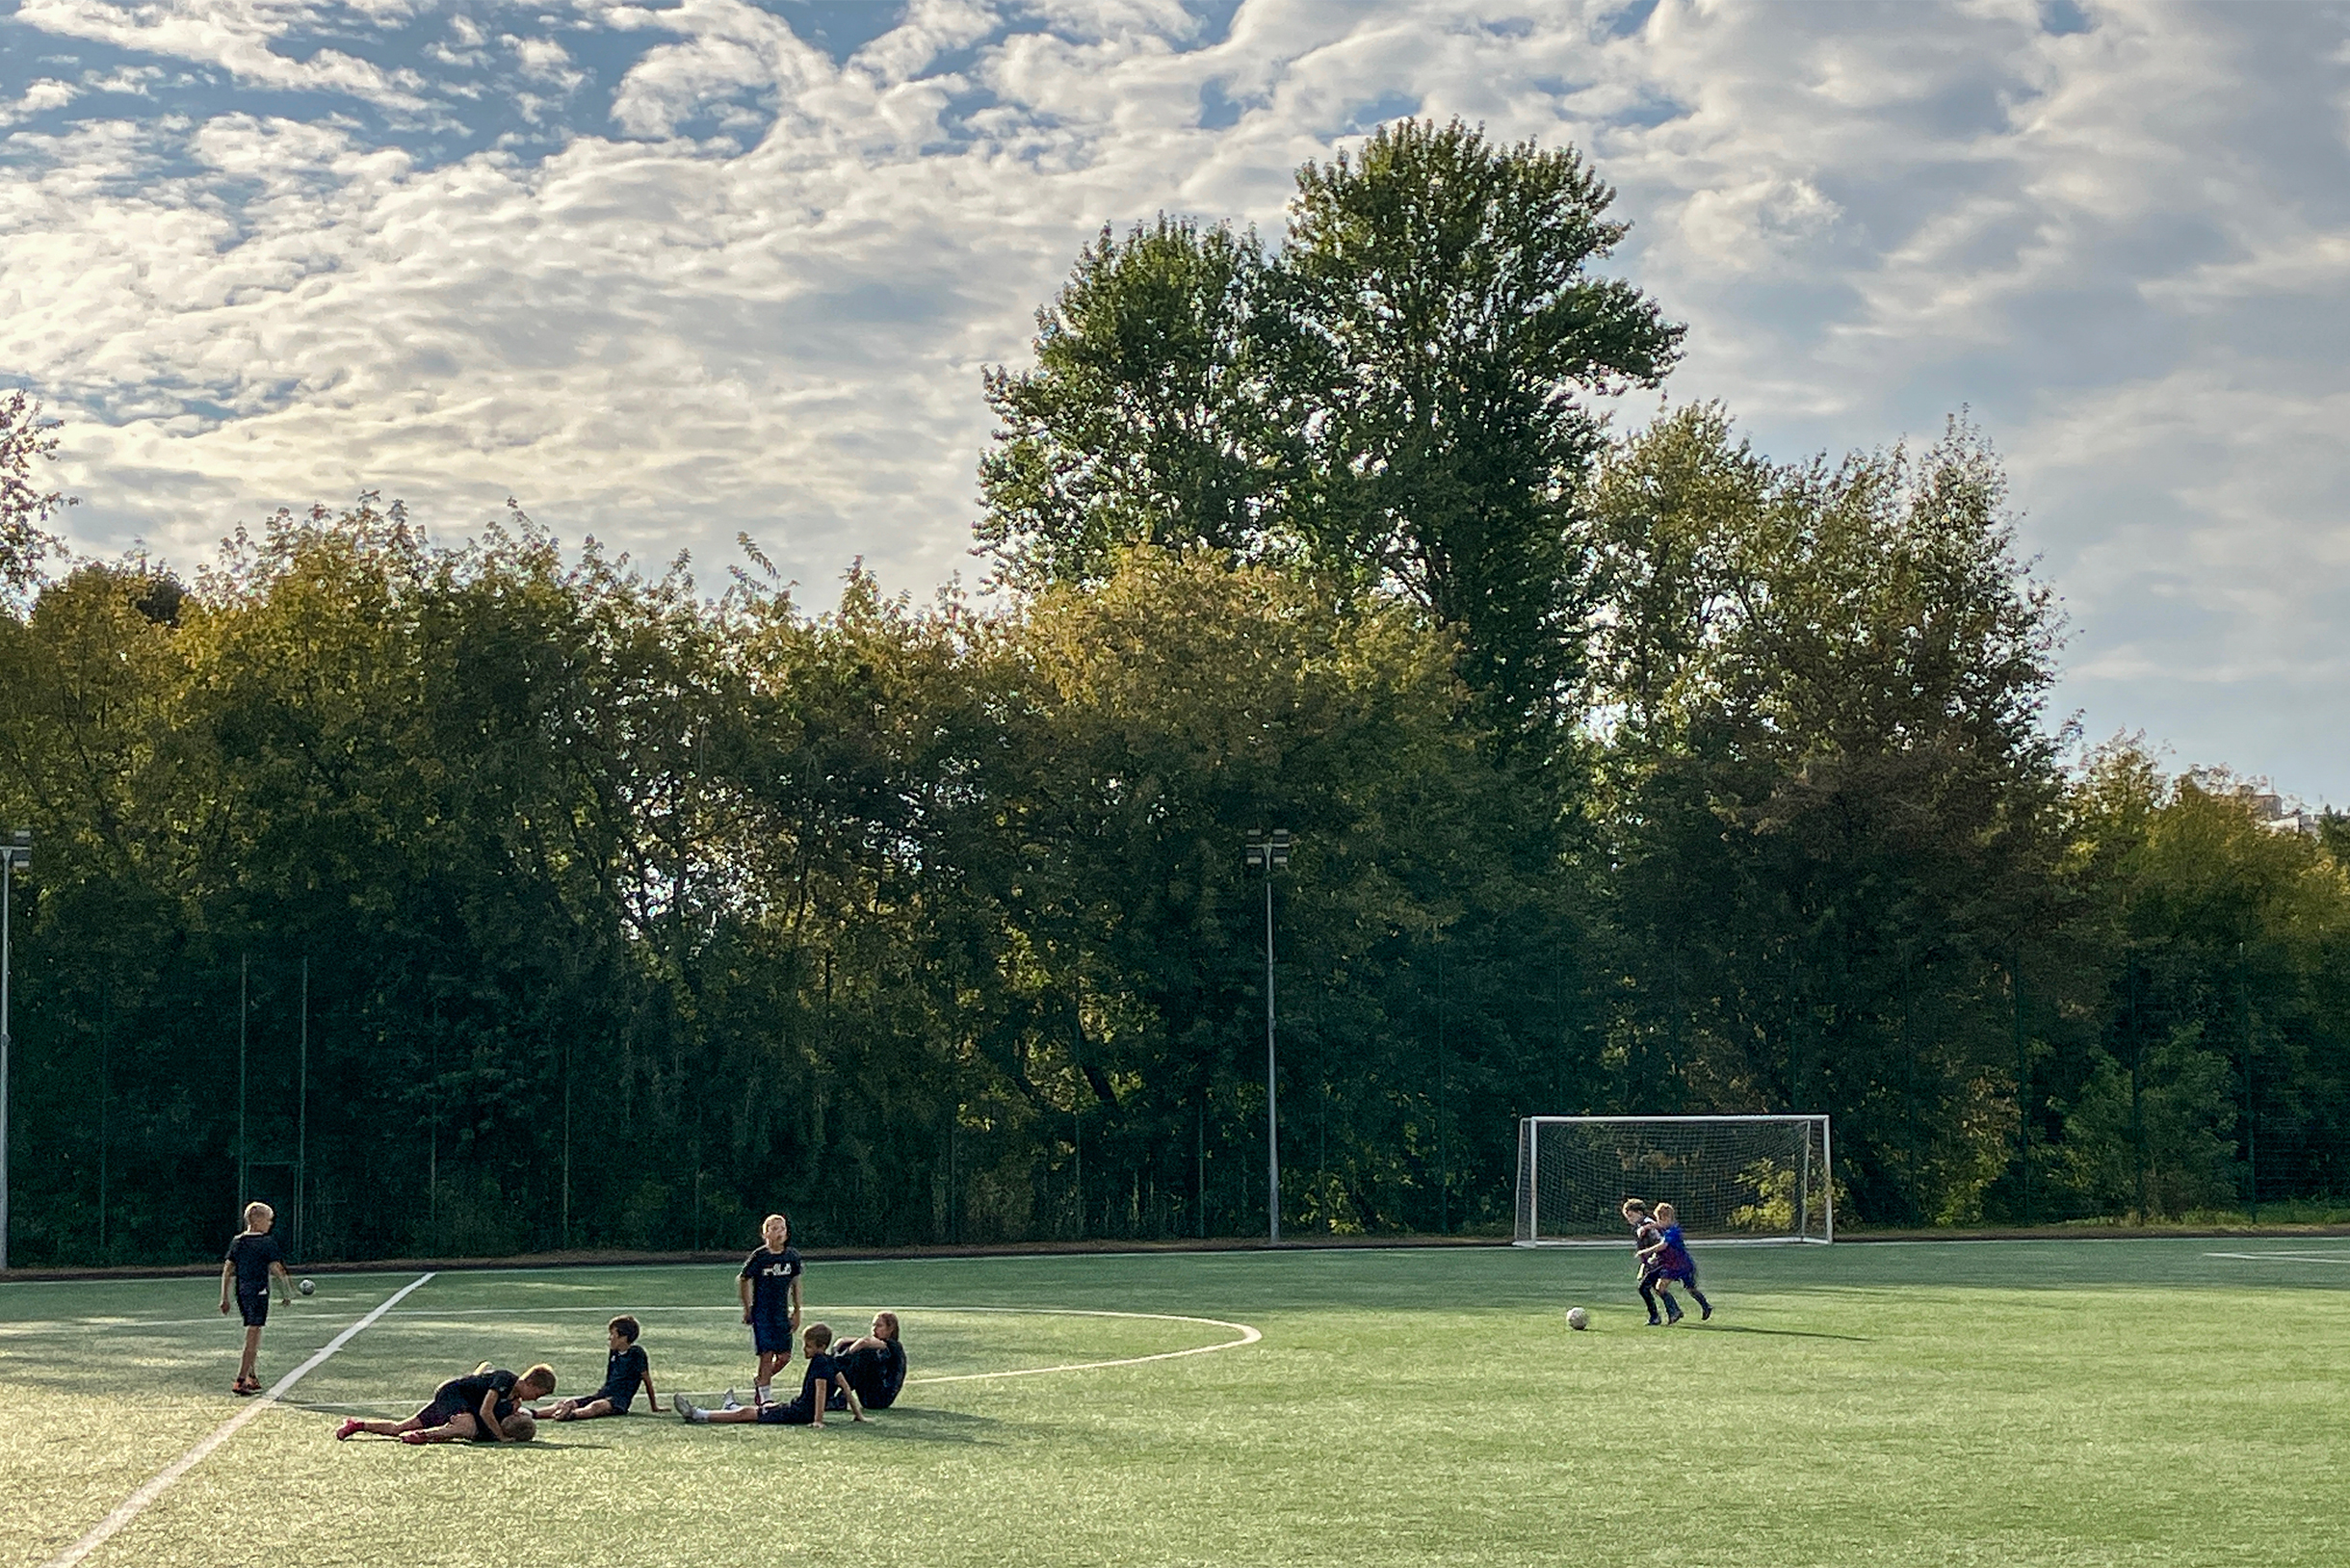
[902,1306,1262,1385]
[39,1271,437,1568]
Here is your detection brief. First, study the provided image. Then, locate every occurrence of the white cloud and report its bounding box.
[16,0,433,110]
[2,0,2346,796]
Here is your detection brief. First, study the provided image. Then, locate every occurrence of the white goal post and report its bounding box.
[1514,1114,1833,1245]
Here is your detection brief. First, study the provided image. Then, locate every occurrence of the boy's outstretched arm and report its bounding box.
[842,1378,866,1423]
[642,1367,663,1414]
[480,1391,512,1440]
[218,1261,234,1314]
[270,1258,294,1304]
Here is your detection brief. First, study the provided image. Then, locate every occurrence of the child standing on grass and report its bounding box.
[1638,1201,1712,1323]
[677,1322,863,1429]
[533,1316,661,1421]
[337,1363,557,1444]
[739,1213,803,1407]
[219,1201,295,1395]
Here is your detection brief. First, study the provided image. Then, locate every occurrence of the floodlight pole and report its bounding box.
[1246,829,1292,1245]
[0,829,28,1270]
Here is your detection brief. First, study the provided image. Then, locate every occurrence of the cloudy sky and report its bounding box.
[3,0,2345,800]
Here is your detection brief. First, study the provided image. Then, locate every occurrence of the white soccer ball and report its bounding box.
[298,1278,315,1296]
[1566,1306,1589,1331]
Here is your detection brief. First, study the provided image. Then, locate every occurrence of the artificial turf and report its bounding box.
[3,1240,2344,1567]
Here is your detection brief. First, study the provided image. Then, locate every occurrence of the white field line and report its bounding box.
[2205,1251,2350,1264]
[39,1272,435,1568]
[900,1306,1262,1385]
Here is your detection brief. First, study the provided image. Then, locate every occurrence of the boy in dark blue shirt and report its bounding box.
[677,1322,864,1428]
[336,1362,557,1443]
[1621,1198,1668,1326]
[1637,1201,1713,1322]
[829,1311,906,1411]
[737,1212,803,1406]
[535,1315,661,1421]
[218,1201,294,1395]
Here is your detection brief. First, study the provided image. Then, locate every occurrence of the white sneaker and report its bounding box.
[674,1396,699,1422]
[721,1388,742,1411]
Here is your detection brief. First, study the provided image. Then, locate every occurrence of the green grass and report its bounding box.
[5,1239,2346,1567]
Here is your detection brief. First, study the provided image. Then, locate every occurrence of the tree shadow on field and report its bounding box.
[859,1406,1002,1445]
[1691,1324,1871,1343]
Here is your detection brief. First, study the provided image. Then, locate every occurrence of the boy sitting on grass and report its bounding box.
[677,1323,864,1429]
[337,1363,557,1444]
[828,1312,906,1412]
[534,1316,661,1421]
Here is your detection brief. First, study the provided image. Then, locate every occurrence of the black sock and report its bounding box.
[1638,1282,1658,1317]
[1687,1288,1710,1312]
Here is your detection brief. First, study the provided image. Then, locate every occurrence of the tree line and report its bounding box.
[1,121,2343,1266]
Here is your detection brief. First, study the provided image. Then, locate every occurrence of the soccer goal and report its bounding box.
[1514,1114,1833,1245]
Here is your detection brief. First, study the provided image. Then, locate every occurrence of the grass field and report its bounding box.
[4,1239,2345,1567]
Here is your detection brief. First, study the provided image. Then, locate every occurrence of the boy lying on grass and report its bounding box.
[336,1363,556,1444]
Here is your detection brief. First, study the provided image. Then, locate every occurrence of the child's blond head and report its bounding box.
[519,1364,558,1398]
[761,1213,790,1244]
[1655,1202,1677,1222]
[872,1311,900,1341]
[244,1201,274,1228]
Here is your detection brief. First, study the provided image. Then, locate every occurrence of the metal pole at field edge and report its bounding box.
[0,829,24,1271]
[0,829,30,1271]
[1246,828,1292,1246]
[298,955,308,1261]
[237,954,248,1222]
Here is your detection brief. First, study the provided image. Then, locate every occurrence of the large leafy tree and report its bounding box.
[1274,118,1682,737]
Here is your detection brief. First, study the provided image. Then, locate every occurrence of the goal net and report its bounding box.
[1514,1115,1833,1244]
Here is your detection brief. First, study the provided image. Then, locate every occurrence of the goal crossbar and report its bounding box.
[1515,1114,1833,1246]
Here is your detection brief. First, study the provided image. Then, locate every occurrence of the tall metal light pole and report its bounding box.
[0,827,32,1271]
[1245,828,1291,1244]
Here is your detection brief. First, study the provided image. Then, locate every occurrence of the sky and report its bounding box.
[3,0,2346,803]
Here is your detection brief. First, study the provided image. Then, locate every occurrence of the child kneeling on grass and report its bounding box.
[533,1316,661,1421]
[677,1323,863,1428]
[337,1363,556,1444]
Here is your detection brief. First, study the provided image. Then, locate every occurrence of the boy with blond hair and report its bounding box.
[219,1201,295,1395]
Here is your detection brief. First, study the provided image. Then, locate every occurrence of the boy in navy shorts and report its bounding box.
[219,1201,294,1395]
[534,1316,661,1421]
[738,1213,802,1406]
[676,1322,863,1428]
[337,1362,557,1443]
[1637,1201,1713,1323]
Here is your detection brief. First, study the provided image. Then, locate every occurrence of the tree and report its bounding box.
[1,389,72,597]
[978,220,1283,589]
[1273,118,1683,737]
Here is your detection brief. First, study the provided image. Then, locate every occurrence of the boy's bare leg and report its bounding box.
[541,1398,616,1421]
[239,1326,264,1383]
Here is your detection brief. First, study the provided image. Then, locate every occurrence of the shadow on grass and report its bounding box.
[1690,1323,1872,1343]
[856,1406,1003,1444]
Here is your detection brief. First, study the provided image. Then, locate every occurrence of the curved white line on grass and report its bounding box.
[897,1305,1262,1385]
[39,1272,435,1568]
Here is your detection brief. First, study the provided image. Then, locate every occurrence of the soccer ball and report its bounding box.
[1566,1306,1589,1331]
[298,1278,315,1295]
